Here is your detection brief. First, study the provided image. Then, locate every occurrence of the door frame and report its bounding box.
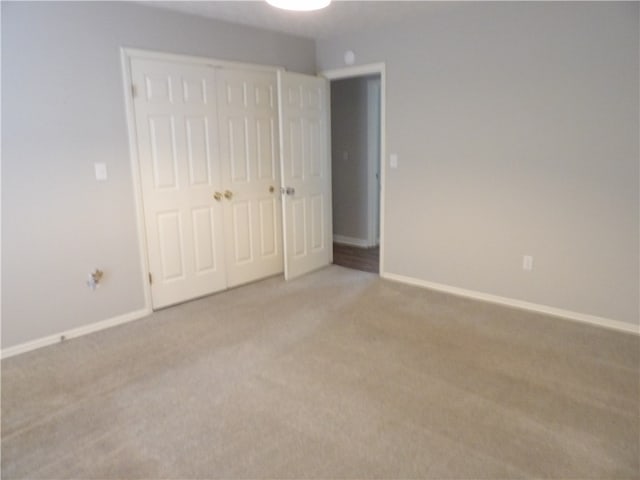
[366,77,381,248]
[320,63,387,275]
[120,48,281,311]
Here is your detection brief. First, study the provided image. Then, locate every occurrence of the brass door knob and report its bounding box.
[269,185,275,193]
[224,190,233,200]
[213,192,222,201]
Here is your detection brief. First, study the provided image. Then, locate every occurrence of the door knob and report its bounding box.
[213,192,222,201]
[224,190,233,200]
[269,185,275,193]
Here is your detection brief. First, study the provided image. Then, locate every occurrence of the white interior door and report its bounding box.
[131,58,226,309]
[217,68,283,287]
[278,71,332,280]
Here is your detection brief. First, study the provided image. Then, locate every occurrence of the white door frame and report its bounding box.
[120,48,281,312]
[320,63,387,275]
[366,77,381,248]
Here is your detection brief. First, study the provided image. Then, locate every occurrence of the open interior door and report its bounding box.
[277,71,332,280]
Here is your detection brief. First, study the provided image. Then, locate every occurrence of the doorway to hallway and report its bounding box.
[332,243,379,273]
[329,73,381,274]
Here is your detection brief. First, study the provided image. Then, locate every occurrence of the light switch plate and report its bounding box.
[94,163,107,181]
[390,154,398,169]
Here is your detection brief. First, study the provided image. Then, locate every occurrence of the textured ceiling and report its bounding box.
[142,1,443,40]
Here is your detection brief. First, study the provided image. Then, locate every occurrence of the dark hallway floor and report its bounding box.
[332,243,379,274]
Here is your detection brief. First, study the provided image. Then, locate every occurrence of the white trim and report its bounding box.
[1,308,151,359]
[324,75,334,266]
[366,77,381,248]
[276,70,292,279]
[123,47,280,73]
[320,62,386,275]
[121,48,153,312]
[382,272,640,335]
[322,63,386,81]
[333,235,370,248]
[0,4,3,354]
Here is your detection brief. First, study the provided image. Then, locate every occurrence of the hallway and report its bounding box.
[332,243,379,274]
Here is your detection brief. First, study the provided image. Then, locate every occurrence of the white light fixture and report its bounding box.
[266,0,331,11]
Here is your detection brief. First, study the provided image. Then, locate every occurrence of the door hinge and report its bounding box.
[132,84,138,98]
[148,272,153,285]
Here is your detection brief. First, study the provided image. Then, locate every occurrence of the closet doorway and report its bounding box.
[123,49,332,310]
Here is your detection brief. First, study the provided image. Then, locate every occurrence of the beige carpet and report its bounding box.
[2,266,639,479]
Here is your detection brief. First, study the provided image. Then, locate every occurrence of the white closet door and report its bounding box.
[131,58,226,309]
[277,71,332,280]
[217,68,283,287]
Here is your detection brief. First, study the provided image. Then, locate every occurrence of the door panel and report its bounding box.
[256,118,276,180]
[232,201,253,264]
[191,207,218,273]
[217,69,283,288]
[285,119,303,180]
[278,71,332,280]
[185,116,211,186]
[131,58,226,308]
[310,194,325,251]
[292,198,306,257]
[227,117,249,183]
[157,211,184,281]
[149,116,178,189]
[259,198,278,256]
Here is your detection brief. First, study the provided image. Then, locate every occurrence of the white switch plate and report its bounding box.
[390,154,398,169]
[94,163,107,181]
[522,255,533,271]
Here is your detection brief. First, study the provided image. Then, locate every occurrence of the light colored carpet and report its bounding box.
[2,265,639,479]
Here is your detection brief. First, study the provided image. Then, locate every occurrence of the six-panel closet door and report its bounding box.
[216,68,283,288]
[131,59,227,309]
[278,71,333,280]
[131,57,284,309]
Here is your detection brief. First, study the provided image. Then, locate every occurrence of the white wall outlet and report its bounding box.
[523,255,534,271]
[390,153,398,169]
[94,162,108,181]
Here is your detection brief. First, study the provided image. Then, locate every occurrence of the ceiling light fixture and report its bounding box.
[265,0,331,12]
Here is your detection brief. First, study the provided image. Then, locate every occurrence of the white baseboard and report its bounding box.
[381,272,639,335]
[1,308,151,359]
[333,235,370,248]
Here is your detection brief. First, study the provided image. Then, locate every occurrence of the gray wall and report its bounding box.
[317,2,640,326]
[331,77,370,242]
[1,1,316,348]
[3,1,638,350]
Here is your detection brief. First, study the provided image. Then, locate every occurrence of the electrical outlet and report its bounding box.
[94,162,108,181]
[523,255,533,271]
[390,153,398,169]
